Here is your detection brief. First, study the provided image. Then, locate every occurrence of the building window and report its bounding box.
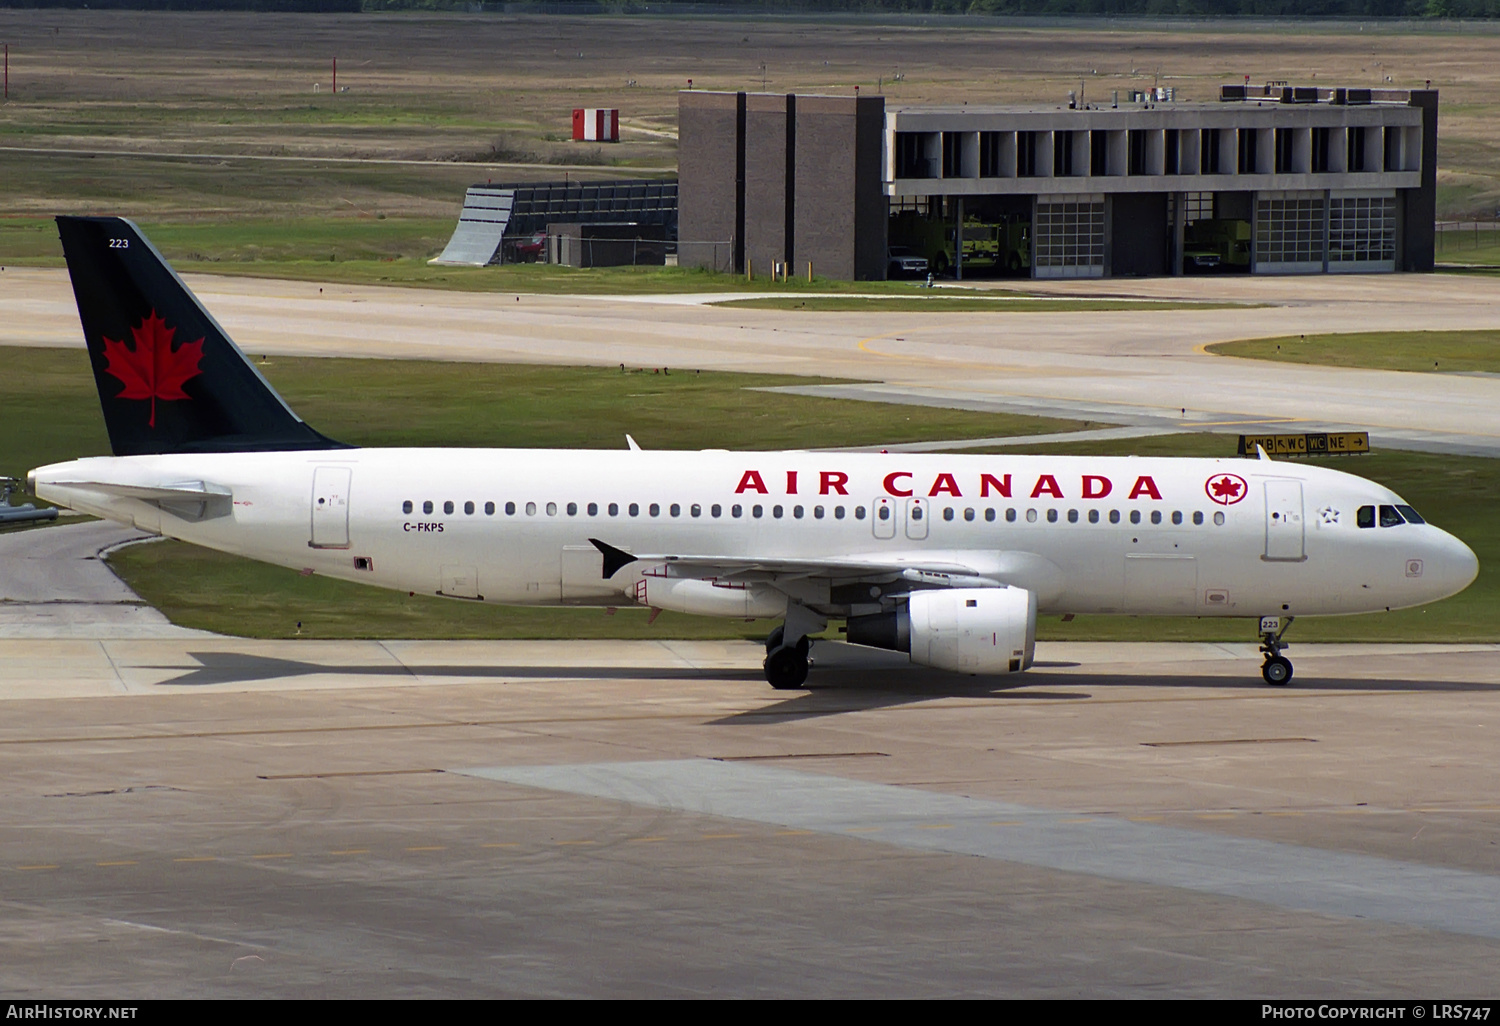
[1312,127,1331,173]
[1017,131,1038,177]
[1200,128,1221,174]
[1237,128,1258,174]
[1053,131,1074,177]
[895,132,935,179]
[980,132,1005,178]
[1164,129,1180,175]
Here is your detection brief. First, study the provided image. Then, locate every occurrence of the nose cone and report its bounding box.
[1427,529,1480,601]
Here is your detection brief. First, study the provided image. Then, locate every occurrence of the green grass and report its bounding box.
[0,215,935,295]
[714,296,1252,313]
[1,345,1080,493]
[1206,331,1500,374]
[1435,230,1500,265]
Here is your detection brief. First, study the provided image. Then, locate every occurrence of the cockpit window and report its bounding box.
[1395,504,1425,525]
[1379,504,1405,528]
[1357,505,1375,529]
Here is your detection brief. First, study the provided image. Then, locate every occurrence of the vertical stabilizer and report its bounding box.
[55,216,348,456]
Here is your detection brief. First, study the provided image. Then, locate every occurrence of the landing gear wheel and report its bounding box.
[1261,656,1293,687]
[765,625,784,655]
[764,646,809,690]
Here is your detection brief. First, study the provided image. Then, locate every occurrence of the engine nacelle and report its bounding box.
[636,575,786,619]
[847,587,1036,674]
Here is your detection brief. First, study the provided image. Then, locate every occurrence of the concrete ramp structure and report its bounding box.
[430,187,515,266]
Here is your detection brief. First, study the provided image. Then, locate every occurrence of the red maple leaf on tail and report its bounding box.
[101,311,205,427]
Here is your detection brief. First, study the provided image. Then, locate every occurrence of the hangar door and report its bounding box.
[1033,194,1105,279]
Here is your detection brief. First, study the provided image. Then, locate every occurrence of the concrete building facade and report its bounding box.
[678,84,1438,280]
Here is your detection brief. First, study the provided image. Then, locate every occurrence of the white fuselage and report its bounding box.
[31,448,1478,624]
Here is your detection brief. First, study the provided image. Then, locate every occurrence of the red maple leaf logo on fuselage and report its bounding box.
[101,311,205,428]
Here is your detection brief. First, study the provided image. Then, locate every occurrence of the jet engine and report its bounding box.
[846,586,1036,674]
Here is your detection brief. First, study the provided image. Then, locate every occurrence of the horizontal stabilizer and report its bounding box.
[49,479,232,522]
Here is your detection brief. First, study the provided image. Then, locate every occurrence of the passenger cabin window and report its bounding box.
[403,500,413,514]
[485,501,496,516]
[1130,510,1141,525]
[964,508,976,522]
[1379,505,1405,528]
[753,505,764,518]
[1088,510,1099,524]
[1046,509,1058,523]
[854,506,866,520]
[1109,510,1120,524]
[773,505,784,519]
[985,508,996,522]
[669,503,680,517]
[1150,511,1162,525]
[1007,509,1018,523]
[793,505,804,519]
[1066,509,1078,524]
[423,500,434,515]
[444,501,455,515]
[464,501,475,515]
[1192,511,1203,525]
[814,506,825,519]
[567,502,577,516]
[629,503,640,517]
[691,504,702,517]
[609,503,619,516]
[1213,511,1225,526]
[943,507,954,522]
[649,503,660,517]
[587,502,598,516]
[526,502,537,516]
[505,501,516,515]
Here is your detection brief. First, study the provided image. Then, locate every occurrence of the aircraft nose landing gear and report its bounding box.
[1258,615,1294,686]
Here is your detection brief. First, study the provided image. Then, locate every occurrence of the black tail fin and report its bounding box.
[56,216,348,457]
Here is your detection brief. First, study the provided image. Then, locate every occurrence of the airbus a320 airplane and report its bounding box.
[29,217,1479,689]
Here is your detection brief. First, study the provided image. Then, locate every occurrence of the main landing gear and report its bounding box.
[1258,615,1294,686]
[764,626,811,690]
[763,605,825,690]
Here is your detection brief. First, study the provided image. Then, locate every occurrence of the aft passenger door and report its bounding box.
[310,466,351,549]
[1264,480,1306,561]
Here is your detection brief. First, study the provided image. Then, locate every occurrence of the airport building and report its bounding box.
[678,84,1437,280]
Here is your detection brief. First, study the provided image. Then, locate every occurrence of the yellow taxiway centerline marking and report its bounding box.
[700,833,743,840]
[18,864,59,871]
[553,840,596,846]
[404,846,447,852]
[774,830,815,837]
[173,857,218,863]
[249,853,294,860]
[1127,816,1164,822]
[915,824,954,830]
[990,820,1023,826]
[96,860,138,867]
[480,842,519,849]
[329,849,370,855]
[1059,818,1095,824]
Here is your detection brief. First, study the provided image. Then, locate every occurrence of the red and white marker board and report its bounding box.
[572,108,620,142]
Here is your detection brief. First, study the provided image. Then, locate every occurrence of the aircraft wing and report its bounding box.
[587,538,999,587]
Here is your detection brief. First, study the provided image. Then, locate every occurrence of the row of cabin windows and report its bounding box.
[1357,504,1425,529]
[933,506,1222,526]
[401,499,1226,527]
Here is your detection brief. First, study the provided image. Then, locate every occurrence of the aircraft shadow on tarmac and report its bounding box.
[142,651,1500,724]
